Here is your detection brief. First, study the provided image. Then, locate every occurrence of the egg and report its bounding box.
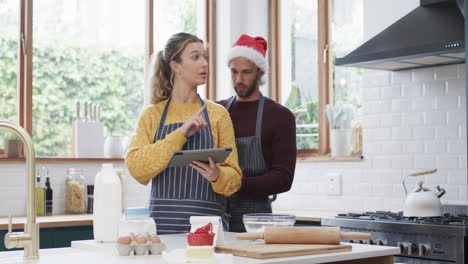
[117,236,132,245]
[149,234,161,244]
[135,235,147,244]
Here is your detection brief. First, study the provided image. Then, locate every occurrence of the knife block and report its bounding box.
[73,120,104,158]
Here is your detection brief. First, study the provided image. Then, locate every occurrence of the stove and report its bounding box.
[321,211,468,264]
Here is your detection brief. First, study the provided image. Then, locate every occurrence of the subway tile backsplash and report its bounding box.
[274,64,468,212]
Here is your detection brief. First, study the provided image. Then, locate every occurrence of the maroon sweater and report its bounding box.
[217,97,297,198]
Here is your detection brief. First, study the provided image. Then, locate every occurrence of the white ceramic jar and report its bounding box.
[104,136,124,158]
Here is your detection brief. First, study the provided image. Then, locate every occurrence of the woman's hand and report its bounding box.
[179,104,208,138]
[190,157,220,182]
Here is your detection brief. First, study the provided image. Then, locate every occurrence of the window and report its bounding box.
[332,0,364,131]
[280,0,320,150]
[32,0,145,157]
[272,0,331,155]
[0,0,19,148]
[1,0,208,158]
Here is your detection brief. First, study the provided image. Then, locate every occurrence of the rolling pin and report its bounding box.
[236,226,371,245]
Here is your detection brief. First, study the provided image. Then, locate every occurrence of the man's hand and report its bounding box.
[190,157,220,182]
[179,104,208,138]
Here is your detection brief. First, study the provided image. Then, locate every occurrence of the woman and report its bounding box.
[125,32,241,234]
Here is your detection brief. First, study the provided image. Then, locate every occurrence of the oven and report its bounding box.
[321,211,468,264]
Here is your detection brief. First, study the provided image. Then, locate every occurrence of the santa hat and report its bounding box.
[227,34,268,84]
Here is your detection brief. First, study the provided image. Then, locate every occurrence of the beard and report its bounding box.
[233,74,261,98]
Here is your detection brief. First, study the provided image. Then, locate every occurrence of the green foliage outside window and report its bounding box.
[285,84,318,149]
[0,36,144,156]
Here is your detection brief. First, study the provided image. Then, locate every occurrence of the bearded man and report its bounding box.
[217,34,297,232]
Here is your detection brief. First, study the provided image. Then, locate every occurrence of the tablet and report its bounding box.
[167,147,233,168]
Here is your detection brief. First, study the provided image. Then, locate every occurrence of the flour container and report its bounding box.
[93,163,123,242]
[118,207,156,237]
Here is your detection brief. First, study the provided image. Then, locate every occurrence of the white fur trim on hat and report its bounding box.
[227,46,268,85]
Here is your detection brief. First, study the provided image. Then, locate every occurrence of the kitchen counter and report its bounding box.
[0,210,345,229]
[0,232,399,264]
[273,210,355,222]
[0,214,93,230]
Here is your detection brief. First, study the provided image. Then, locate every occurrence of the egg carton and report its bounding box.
[116,241,166,256]
[116,233,165,256]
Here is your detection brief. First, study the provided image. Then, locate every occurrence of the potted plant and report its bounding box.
[325,103,356,157]
[3,133,22,158]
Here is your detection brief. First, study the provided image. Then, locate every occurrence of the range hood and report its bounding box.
[335,0,465,71]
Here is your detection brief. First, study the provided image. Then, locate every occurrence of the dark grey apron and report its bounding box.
[225,95,272,232]
[150,95,228,235]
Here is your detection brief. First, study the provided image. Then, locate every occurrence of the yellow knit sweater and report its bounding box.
[125,99,241,196]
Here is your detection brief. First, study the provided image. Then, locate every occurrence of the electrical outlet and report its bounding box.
[326,172,341,195]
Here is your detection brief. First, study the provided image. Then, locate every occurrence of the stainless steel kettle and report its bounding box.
[402,169,446,217]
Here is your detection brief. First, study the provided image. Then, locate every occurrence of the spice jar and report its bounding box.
[65,168,86,214]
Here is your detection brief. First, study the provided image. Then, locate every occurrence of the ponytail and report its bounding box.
[149,51,173,104]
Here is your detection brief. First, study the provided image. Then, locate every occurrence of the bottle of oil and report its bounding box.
[35,169,45,216]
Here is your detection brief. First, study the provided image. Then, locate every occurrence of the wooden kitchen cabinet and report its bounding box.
[0,225,93,251]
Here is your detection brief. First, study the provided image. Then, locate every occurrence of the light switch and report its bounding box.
[326,172,341,195]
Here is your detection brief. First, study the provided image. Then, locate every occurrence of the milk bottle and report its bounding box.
[93,163,123,242]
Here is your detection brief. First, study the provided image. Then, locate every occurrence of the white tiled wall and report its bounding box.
[274,64,468,212]
[0,64,466,216]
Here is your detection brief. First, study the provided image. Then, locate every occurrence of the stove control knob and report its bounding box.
[349,240,354,243]
[397,242,410,254]
[376,240,386,246]
[408,243,418,255]
[418,244,431,256]
[368,240,374,245]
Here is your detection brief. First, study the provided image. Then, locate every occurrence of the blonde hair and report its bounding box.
[148,32,203,104]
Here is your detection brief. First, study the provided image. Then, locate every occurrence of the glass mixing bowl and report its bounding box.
[242,213,296,233]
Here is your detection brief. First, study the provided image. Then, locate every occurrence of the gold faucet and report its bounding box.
[1,120,39,259]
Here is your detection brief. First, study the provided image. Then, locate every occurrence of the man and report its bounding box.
[218,34,297,232]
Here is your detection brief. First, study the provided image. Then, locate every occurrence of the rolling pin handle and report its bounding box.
[236,232,264,240]
[340,232,371,241]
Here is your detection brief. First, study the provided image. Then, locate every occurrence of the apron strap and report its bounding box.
[224,95,266,138]
[255,96,265,138]
[157,95,213,144]
[198,95,214,147]
[158,96,172,128]
[225,96,236,110]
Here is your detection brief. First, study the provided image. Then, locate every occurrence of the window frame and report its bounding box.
[268,0,332,157]
[5,0,212,159]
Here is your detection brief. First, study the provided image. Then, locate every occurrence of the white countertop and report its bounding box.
[0,232,400,264]
[0,214,93,230]
[0,209,349,229]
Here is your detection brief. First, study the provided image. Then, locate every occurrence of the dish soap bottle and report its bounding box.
[93,163,123,242]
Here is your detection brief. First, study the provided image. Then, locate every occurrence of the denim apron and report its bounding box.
[150,96,228,234]
[225,95,272,232]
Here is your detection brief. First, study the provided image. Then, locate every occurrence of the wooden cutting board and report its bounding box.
[215,243,352,259]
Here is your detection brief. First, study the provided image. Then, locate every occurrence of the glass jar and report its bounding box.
[65,168,86,214]
[118,207,156,237]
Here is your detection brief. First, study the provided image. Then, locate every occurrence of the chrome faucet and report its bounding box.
[1,120,39,259]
